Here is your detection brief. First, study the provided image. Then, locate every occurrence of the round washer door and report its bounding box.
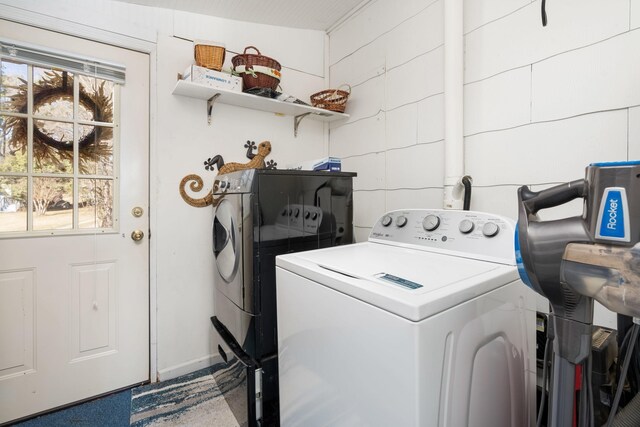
[213,199,239,283]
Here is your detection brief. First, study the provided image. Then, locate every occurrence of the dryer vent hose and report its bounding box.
[462,176,472,211]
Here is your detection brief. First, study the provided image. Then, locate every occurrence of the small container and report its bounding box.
[194,40,226,71]
[310,84,351,113]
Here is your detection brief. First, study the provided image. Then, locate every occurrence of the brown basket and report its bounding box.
[231,46,282,91]
[194,40,225,71]
[310,85,351,113]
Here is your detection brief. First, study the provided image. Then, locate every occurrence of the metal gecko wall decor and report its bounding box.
[179,140,277,208]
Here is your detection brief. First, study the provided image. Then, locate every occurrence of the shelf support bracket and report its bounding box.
[294,112,312,137]
[207,93,221,125]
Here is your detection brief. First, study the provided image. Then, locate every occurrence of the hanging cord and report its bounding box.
[607,324,640,426]
[541,0,548,26]
[537,336,552,427]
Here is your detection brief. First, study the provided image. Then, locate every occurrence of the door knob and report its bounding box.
[131,230,144,241]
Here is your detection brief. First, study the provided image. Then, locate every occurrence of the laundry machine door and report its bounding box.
[213,196,244,308]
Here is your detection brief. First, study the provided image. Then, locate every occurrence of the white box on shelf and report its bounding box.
[182,65,242,92]
[287,157,341,172]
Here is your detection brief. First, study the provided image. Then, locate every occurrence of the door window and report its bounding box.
[0,57,119,235]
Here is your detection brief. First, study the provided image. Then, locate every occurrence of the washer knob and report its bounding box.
[396,215,408,228]
[482,222,500,238]
[304,210,311,219]
[459,219,474,234]
[293,208,300,218]
[422,214,440,231]
[311,212,318,220]
[381,215,392,227]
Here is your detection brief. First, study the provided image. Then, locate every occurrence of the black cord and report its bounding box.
[541,0,548,26]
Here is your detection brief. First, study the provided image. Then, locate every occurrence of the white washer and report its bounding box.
[275,209,537,427]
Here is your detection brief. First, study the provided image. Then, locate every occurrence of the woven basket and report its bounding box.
[194,40,225,71]
[310,85,351,113]
[231,46,282,91]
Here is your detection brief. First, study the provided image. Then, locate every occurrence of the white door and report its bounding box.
[0,20,149,423]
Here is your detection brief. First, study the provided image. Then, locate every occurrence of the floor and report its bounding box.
[11,389,132,427]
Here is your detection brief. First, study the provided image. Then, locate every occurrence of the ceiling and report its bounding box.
[114,0,367,31]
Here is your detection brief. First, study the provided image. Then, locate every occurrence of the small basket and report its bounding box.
[194,40,226,71]
[231,46,282,91]
[310,85,351,113]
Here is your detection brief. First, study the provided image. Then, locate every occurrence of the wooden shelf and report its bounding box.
[172,80,350,136]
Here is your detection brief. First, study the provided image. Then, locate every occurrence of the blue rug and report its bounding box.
[129,365,242,426]
[11,390,132,427]
[9,365,242,426]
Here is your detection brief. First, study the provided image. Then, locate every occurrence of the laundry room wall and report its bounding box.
[0,0,328,380]
[462,0,640,328]
[327,0,445,243]
[328,0,639,328]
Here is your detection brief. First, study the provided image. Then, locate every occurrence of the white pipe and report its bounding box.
[443,0,465,209]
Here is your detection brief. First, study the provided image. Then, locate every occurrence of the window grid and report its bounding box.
[0,61,119,237]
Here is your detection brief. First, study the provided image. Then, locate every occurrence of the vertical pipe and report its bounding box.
[443,0,464,209]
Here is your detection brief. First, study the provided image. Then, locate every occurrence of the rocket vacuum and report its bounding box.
[516,161,640,427]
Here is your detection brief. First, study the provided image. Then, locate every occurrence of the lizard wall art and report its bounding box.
[179,140,276,208]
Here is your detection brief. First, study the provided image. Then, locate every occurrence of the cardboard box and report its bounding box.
[182,65,242,92]
[287,157,341,172]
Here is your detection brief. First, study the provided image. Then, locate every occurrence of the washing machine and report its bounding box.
[210,168,356,426]
[275,209,537,427]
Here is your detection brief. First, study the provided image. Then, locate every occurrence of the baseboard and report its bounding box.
[156,353,224,382]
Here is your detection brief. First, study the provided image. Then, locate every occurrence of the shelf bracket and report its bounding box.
[294,112,312,137]
[207,93,221,125]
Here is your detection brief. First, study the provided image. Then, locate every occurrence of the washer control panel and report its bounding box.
[370,209,516,264]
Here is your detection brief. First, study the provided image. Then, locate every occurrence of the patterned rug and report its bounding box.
[130,364,244,426]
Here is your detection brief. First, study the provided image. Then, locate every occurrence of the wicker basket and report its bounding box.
[194,40,226,71]
[310,85,351,113]
[231,46,281,91]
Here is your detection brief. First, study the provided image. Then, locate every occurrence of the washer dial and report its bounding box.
[422,214,440,231]
[459,219,475,234]
[396,215,408,228]
[482,222,500,237]
[381,215,392,227]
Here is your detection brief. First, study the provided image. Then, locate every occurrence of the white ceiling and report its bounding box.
[114,0,367,31]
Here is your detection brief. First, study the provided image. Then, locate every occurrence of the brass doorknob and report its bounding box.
[131,230,144,241]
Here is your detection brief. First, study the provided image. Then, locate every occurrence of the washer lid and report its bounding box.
[276,242,520,321]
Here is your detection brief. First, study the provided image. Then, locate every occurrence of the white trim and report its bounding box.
[148,47,159,383]
[0,4,156,54]
[157,354,223,382]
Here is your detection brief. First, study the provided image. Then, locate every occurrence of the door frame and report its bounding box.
[0,6,160,383]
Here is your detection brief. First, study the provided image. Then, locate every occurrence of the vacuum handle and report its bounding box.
[520,179,586,215]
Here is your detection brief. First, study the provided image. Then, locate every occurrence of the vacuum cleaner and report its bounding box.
[515,161,640,426]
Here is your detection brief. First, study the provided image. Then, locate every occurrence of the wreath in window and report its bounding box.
[5,70,113,173]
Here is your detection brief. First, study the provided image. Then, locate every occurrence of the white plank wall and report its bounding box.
[329,0,639,327]
[328,0,444,238]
